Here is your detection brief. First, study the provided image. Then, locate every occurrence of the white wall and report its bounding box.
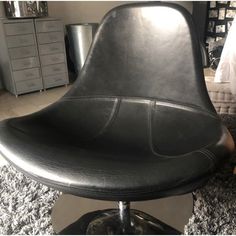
[48,1,193,25]
[48,1,131,25]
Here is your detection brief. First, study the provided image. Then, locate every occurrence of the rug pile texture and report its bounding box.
[0,165,61,235]
[1,162,236,234]
[184,164,236,234]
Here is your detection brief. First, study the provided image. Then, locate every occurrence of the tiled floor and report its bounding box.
[0,85,193,233]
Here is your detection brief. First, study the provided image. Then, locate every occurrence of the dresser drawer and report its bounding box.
[9,46,37,59]
[40,53,65,66]
[7,34,35,48]
[44,73,68,88]
[37,32,63,44]
[13,68,41,82]
[38,42,64,55]
[42,63,66,76]
[15,79,43,93]
[11,57,40,71]
[4,22,34,35]
[36,20,63,33]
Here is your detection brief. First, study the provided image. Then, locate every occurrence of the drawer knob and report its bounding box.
[51,47,59,51]
[28,83,35,87]
[52,57,59,61]
[53,67,60,72]
[50,36,57,40]
[19,26,26,31]
[25,72,34,77]
[48,24,54,28]
[20,39,27,43]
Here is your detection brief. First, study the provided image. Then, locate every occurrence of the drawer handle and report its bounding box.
[50,36,57,40]
[55,78,62,81]
[24,50,31,54]
[52,57,59,61]
[19,26,26,31]
[53,67,61,72]
[25,72,34,77]
[28,82,36,87]
[20,38,28,43]
[23,62,30,66]
[51,47,59,51]
[47,24,55,28]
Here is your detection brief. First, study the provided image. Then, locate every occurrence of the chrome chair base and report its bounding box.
[60,208,181,235]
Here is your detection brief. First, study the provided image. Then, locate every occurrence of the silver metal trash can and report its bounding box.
[66,23,98,75]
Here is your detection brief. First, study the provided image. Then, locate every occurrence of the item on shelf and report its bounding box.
[208,38,225,70]
[226,9,236,18]
[209,9,218,18]
[4,1,48,18]
[205,1,236,69]
[216,24,226,33]
[218,8,226,20]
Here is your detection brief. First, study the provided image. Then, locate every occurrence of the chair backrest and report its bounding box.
[65,2,215,113]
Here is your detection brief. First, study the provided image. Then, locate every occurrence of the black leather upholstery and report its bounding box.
[0,2,234,201]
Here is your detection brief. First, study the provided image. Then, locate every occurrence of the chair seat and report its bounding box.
[0,99,233,201]
[0,2,234,203]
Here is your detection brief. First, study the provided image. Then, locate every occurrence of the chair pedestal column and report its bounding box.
[118,201,131,234]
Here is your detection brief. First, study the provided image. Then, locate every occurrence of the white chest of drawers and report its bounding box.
[0,18,69,96]
[35,18,69,89]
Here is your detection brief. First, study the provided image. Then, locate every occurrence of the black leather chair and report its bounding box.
[0,2,234,234]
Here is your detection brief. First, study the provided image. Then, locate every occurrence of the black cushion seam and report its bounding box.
[62,95,218,119]
[196,149,215,170]
[146,101,223,159]
[83,98,121,141]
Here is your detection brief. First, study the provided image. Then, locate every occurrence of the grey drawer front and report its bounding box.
[15,79,43,93]
[9,46,37,59]
[11,57,40,71]
[40,53,65,66]
[44,73,68,88]
[4,22,34,35]
[13,68,41,82]
[7,34,35,48]
[36,20,63,33]
[38,42,64,55]
[42,63,66,76]
[37,32,63,44]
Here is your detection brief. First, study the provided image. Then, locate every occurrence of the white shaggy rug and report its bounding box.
[184,115,236,234]
[1,161,236,234]
[0,165,61,235]
[184,164,236,234]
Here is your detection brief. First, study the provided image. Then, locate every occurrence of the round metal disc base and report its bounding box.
[59,209,181,235]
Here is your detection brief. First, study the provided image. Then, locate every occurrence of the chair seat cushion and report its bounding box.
[0,102,233,201]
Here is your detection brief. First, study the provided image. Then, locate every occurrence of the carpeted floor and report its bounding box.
[0,165,61,235]
[1,160,236,234]
[184,164,236,234]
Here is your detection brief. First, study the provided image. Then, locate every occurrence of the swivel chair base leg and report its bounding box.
[59,202,181,235]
